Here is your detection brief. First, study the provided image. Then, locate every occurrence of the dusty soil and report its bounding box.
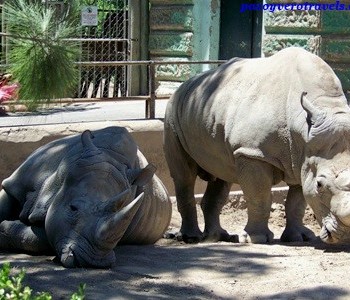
[1,199,350,300]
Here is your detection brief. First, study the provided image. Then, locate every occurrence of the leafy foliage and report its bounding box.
[0,262,52,300]
[5,0,81,108]
[70,284,86,300]
[0,263,86,300]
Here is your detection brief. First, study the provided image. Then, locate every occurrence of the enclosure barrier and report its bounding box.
[1,59,226,119]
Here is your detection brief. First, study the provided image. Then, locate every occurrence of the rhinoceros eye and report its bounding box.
[70,204,78,212]
[316,175,327,190]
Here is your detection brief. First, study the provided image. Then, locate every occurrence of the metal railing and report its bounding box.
[2,60,227,119]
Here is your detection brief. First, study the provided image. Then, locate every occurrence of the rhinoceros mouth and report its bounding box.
[320,213,350,244]
[58,240,116,268]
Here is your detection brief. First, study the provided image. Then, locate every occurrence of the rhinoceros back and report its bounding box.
[165,47,347,184]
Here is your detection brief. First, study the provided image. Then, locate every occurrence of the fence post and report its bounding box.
[146,62,156,119]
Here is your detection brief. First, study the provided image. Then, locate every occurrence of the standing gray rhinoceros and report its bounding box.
[164,47,350,245]
[0,126,172,268]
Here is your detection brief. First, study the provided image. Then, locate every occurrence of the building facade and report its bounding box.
[149,0,350,97]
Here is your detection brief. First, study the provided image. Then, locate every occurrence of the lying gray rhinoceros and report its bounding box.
[164,47,350,244]
[0,126,172,268]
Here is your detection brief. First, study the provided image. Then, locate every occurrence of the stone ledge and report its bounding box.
[0,120,165,143]
[150,5,193,31]
[149,32,194,57]
[321,38,350,63]
[265,10,320,34]
[170,187,289,205]
[150,0,193,4]
[263,34,321,56]
[202,187,288,205]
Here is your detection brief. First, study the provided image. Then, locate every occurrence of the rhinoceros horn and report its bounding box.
[100,187,137,213]
[95,191,144,248]
[81,130,102,158]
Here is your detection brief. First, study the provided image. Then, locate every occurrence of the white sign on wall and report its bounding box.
[81,6,98,26]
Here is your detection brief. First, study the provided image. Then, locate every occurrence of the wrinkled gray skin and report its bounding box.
[164,47,350,245]
[0,127,171,268]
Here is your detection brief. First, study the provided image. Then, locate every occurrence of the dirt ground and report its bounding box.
[1,199,350,300]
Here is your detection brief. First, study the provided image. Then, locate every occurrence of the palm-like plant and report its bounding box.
[5,0,80,108]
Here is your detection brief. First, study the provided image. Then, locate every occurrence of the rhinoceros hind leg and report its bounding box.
[201,179,235,242]
[0,220,52,254]
[281,185,316,242]
[174,171,203,244]
[164,127,202,243]
[236,157,274,243]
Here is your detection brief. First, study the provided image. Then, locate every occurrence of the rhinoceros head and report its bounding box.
[45,130,155,268]
[301,92,350,244]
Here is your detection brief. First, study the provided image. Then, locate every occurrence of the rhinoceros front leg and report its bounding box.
[280,185,316,242]
[0,220,52,254]
[236,157,274,243]
[201,179,235,242]
[0,189,21,222]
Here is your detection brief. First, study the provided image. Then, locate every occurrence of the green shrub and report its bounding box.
[0,263,85,300]
[5,0,80,109]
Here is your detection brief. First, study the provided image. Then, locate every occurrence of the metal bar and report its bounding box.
[2,95,170,106]
[0,60,226,68]
[2,96,154,105]
[64,38,133,42]
[0,33,132,43]
[76,60,226,67]
[146,62,156,119]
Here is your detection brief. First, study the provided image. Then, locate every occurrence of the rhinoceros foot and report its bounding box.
[203,228,239,243]
[163,230,202,243]
[239,227,274,244]
[175,231,203,244]
[280,224,316,243]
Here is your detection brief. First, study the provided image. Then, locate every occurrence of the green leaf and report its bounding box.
[70,283,86,300]
[0,263,84,300]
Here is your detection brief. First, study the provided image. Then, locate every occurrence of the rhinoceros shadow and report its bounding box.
[1,242,349,299]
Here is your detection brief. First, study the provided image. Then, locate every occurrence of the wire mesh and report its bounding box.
[78,0,129,98]
[0,0,129,99]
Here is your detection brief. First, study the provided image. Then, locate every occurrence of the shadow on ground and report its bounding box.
[7,103,98,117]
[2,240,350,299]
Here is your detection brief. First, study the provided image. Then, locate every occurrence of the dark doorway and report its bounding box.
[219,0,262,59]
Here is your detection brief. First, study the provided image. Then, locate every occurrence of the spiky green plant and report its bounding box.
[0,262,86,300]
[5,0,80,109]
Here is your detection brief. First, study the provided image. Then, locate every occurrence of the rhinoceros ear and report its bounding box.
[127,164,156,187]
[301,92,323,126]
[80,130,102,158]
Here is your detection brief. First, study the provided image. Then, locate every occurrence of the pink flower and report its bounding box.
[0,83,20,103]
